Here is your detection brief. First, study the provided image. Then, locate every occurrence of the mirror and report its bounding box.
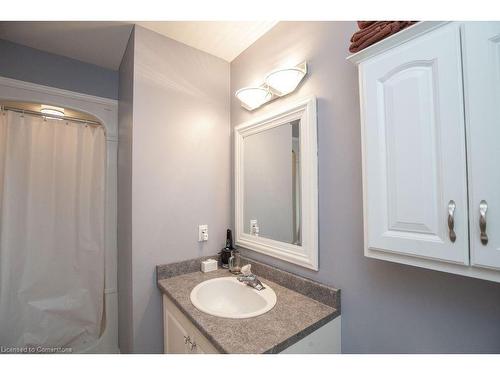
[234,96,318,270]
[243,120,301,245]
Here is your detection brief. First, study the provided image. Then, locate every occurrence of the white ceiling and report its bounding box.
[0,21,278,70]
[135,21,278,62]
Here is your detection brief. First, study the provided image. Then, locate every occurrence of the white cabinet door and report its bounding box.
[164,296,190,354]
[360,23,470,264]
[163,294,219,354]
[463,22,500,270]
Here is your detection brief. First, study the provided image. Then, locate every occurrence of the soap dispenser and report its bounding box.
[229,250,241,274]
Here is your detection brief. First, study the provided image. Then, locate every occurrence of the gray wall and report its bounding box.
[0,38,118,99]
[117,30,135,354]
[230,21,500,353]
[117,26,230,353]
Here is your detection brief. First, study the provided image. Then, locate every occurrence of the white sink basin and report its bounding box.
[190,277,277,319]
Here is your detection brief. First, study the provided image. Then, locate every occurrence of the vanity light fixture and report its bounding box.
[40,105,65,118]
[235,87,272,111]
[265,62,307,96]
[235,61,308,111]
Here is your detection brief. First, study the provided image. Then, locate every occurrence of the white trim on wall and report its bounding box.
[234,95,319,270]
[0,76,118,140]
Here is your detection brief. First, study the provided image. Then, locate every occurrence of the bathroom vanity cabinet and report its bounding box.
[163,295,219,354]
[163,294,341,354]
[159,259,343,355]
[348,21,500,282]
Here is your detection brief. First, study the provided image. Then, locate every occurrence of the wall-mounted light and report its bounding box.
[235,61,307,111]
[41,105,65,118]
[265,62,307,96]
[235,87,272,111]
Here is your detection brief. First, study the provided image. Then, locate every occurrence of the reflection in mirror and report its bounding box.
[243,120,301,245]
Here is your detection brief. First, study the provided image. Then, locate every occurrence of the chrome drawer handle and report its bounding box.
[448,200,456,243]
[479,200,488,245]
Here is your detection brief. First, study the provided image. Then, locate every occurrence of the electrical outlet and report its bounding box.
[198,225,208,242]
[250,219,259,236]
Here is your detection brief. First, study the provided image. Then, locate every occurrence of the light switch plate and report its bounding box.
[198,225,208,242]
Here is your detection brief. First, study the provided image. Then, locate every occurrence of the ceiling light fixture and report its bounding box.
[235,87,272,111]
[40,105,65,118]
[235,61,308,111]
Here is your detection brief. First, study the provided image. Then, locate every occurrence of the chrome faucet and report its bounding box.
[237,265,265,291]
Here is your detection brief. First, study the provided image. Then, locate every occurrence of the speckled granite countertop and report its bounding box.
[157,257,340,354]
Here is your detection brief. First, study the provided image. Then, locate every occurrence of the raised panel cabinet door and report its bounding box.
[163,296,189,354]
[360,23,469,264]
[463,22,500,270]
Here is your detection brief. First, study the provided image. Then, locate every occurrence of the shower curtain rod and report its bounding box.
[1,105,102,126]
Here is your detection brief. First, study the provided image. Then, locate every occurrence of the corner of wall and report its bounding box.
[117,27,135,354]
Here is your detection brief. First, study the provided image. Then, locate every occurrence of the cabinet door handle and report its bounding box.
[188,340,197,351]
[183,335,196,351]
[448,200,456,243]
[479,200,488,245]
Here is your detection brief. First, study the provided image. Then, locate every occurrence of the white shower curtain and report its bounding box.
[0,110,106,352]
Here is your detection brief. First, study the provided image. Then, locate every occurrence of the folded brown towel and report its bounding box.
[357,21,376,29]
[349,21,418,53]
[351,21,391,43]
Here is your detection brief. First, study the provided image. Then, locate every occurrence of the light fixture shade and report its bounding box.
[235,87,272,110]
[40,105,65,117]
[265,65,307,96]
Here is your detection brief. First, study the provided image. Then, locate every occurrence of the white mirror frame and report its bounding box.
[234,95,318,270]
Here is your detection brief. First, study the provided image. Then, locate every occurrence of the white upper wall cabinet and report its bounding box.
[349,22,500,283]
[462,22,500,271]
[360,23,469,265]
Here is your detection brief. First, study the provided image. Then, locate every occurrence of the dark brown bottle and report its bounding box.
[219,229,234,268]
